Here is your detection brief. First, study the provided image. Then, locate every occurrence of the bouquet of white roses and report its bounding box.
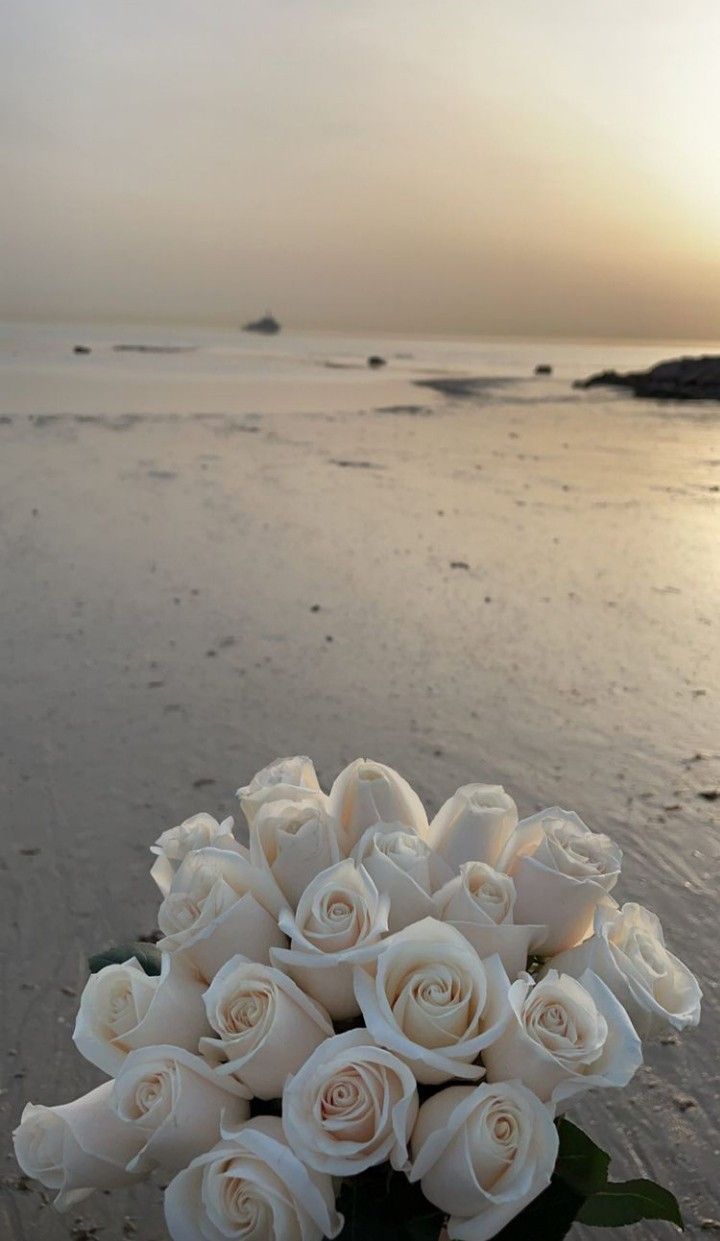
[14,757,702,1240]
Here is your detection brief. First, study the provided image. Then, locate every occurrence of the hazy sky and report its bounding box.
[3,1,720,338]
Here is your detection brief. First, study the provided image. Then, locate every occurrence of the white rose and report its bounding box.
[549,902,702,1039]
[73,954,210,1076]
[354,918,510,1085]
[482,968,642,1106]
[165,1116,343,1241]
[409,1081,558,1241]
[150,813,240,896]
[238,756,327,827]
[436,861,516,925]
[329,758,428,852]
[272,859,389,1020]
[283,1029,418,1175]
[428,784,518,872]
[351,824,453,932]
[13,1082,144,1212]
[499,808,622,955]
[113,1045,250,1175]
[250,798,342,908]
[434,862,545,981]
[199,954,334,1098]
[158,847,287,982]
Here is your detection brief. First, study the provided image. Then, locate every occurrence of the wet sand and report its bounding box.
[1,375,718,1238]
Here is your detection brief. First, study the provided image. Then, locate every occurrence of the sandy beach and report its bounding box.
[1,327,718,1239]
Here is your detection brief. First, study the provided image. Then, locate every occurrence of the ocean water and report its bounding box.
[1,319,718,416]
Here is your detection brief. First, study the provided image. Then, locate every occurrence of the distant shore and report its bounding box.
[575,354,720,401]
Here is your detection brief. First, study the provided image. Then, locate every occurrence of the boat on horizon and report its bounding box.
[242,312,281,335]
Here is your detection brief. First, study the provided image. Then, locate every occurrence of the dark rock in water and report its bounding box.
[375,404,432,417]
[74,345,91,354]
[243,314,281,335]
[113,344,196,354]
[367,355,386,368]
[534,363,552,375]
[575,355,720,401]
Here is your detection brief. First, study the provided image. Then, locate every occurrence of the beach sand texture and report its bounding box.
[0,326,718,1239]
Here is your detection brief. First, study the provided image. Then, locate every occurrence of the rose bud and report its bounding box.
[238,756,327,827]
[150,813,240,896]
[428,784,518,871]
[250,797,342,908]
[329,758,428,852]
[498,808,622,954]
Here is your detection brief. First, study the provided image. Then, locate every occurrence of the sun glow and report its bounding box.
[2,0,720,337]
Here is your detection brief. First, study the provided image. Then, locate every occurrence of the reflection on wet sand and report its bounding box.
[0,328,718,1238]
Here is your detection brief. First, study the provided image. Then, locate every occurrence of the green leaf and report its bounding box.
[554,1117,611,1195]
[88,942,162,976]
[578,1179,683,1229]
[494,1176,585,1240]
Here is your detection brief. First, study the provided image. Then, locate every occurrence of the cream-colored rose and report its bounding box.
[428,785,518,872]
[329,758,428,852]
[499,809,622,955]
[351,824,453,932]
[283,1029,418,1175]
[199,955,333,1098]
[409,1081,558,1241]
[73,954,210,1076]
[150,813,240,896]
[354,918,510,1085]
[165,1116,343,1241]
[434,862,545,980]
[158,847,286,982]
[250,798,342,908]
[549,902,702,1039]
[112,1045,250,1175]
[272,859,389,1020]
[238,756,327,827]
[13,1082,145,1212]
[436,861,516,925]
[482,968,641,1106]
